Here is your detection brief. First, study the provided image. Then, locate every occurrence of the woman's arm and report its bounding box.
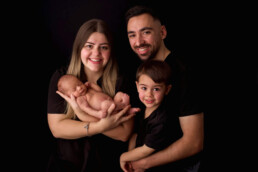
[131,113,204,170]
[102,117,133,142]
[48,104,135,140]
[55,90,140,141]
[56,90,99,122]
[102,107,140,141]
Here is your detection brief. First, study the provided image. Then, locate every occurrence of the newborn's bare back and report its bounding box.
[85,89,113,110]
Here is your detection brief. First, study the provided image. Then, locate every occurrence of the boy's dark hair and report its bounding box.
[136,60,172,85]
[125,5,162,25]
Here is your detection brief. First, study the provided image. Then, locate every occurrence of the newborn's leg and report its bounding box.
[100,99,114,118]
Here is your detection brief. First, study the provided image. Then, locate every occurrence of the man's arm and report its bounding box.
[131,113,204,170]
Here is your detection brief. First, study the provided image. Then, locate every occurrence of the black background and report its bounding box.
[4,0,256,171]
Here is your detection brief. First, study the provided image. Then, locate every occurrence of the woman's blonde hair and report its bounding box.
[65,19,118,119]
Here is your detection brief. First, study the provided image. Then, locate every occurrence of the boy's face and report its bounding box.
[136,74,171,110]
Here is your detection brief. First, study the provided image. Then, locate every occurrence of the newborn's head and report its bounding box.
[58,74,87,97]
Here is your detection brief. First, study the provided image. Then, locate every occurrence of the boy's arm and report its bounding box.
[131,113,204,170]
[121,144,155,163]
[128,133,137,151]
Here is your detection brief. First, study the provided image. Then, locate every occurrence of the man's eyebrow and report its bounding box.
[127,27,153,34]
[140,27,153,32]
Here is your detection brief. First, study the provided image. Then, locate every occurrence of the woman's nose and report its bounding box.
[92,47,100,56]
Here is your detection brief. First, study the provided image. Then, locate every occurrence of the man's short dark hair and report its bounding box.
[125,5,162,25]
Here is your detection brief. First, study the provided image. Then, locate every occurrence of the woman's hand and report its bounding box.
[98,104,137,132]
[56,91,79,110]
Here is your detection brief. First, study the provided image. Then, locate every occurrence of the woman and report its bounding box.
[47,19,139,172]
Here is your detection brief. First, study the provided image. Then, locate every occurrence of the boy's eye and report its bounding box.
[141,87,147,90]
[153,88,160,91]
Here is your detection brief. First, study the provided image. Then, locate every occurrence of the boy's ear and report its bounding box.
[135,81,139,92]
[165,84,172,95]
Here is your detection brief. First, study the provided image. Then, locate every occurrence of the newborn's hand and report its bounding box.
[77,96,89,107]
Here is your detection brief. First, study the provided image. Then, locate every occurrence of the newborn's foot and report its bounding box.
[116,92,130,105]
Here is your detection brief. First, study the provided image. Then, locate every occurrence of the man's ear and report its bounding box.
[165,84,172,95]
[161,25,167,39]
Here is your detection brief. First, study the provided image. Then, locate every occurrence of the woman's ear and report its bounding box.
[165,84,172,95]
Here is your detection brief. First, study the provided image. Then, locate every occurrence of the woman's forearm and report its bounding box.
[102,118,134,142]
[48,113,102,139]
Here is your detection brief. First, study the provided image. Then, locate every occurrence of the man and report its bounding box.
[125,5,204,172]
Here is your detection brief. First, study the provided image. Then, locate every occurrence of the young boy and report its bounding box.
[57,74,130,119]
[120,60,182,172]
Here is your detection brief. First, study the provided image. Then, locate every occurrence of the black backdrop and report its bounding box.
[6,0,256,171]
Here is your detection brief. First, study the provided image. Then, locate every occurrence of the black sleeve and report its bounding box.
[179,64,204,116]
[47,68,67,114]
[144,109,180,151]
[166,52,204,117]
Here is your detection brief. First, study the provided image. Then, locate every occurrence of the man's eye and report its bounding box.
[128,34,135,38]
[144,31,150,34]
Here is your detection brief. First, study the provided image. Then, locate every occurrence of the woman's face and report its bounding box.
[81,32,111,73]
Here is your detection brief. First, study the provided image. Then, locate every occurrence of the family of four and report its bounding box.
[47,5,204,172]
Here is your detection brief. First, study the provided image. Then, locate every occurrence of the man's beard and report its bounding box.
[146,47,158,61]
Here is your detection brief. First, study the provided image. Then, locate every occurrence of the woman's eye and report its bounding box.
[85,44,93,49]
[100,46,109,50]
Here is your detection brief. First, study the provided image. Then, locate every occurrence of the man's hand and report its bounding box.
[131,159,147,172]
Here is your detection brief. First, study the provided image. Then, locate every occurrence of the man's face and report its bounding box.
[127,13,164,61]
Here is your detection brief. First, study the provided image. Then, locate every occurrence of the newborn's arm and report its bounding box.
[85,82,102,92]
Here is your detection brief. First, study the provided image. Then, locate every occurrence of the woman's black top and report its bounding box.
[47,67,131,172]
